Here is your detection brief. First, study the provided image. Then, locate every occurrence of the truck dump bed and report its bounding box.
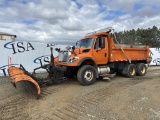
[109,44,150,62]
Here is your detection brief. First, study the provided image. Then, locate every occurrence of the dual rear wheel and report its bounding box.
[122,63,147,78]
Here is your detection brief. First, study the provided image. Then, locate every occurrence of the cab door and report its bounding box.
[92,36,108,64]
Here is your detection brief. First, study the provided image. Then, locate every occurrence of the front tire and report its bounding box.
[77,65,96,86]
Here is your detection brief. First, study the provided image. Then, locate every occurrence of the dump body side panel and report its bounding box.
[109,45,150,63]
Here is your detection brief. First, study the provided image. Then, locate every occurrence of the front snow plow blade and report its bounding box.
[7,48,67,99]
[8,66,41,99]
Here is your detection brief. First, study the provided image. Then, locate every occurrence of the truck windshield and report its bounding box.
[77,38,94,48]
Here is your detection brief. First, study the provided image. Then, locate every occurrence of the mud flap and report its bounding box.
[8,66,41,99]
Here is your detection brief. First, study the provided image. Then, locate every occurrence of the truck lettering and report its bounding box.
[33,55,50,66]
[1,68,6,76]
[17,42,25,53]
[4,41,35,54]
[46,44,55,47]
[26,42,35,51]
[0,64,19,76]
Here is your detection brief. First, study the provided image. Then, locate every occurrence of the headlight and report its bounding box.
[69,57,79,63]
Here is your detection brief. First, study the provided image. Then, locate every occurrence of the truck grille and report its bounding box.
[58,51,69,62]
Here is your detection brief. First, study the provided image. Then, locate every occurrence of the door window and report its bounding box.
[94,37,105,49]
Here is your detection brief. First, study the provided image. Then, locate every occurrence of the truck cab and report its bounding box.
[57,32,111,67]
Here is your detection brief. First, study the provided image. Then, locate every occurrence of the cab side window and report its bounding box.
[94,37,99,49]
[94,36,105,49]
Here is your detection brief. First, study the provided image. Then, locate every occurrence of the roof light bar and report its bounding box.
[86,27,113,36]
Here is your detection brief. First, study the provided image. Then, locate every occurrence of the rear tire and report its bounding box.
[136,63,146,76]
[122,64,136,78]
[77,65,96,86]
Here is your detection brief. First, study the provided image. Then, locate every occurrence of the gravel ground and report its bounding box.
[0,66,160,120]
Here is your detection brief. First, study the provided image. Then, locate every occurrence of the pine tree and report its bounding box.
[115,25,160,47]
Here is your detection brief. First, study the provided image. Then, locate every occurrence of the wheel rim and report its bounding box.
[130,67,136,75]
[84,70,93,82]
[141,66,146,74]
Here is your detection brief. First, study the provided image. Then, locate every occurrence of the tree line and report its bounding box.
[114,25,160,47]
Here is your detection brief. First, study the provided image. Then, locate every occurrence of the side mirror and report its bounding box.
[100,36,105,48]
[72,46,75,51]
[76,41,79,46]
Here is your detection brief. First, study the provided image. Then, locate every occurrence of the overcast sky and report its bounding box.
[0,0,160,45]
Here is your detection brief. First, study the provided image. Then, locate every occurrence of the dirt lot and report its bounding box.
[0,66,160,120]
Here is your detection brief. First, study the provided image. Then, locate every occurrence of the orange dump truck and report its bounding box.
[8,28,151,98]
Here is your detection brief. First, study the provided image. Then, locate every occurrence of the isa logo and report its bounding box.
[4,41,35,54]
[0,64,19,76]
[34,55,50,66]
[153,58,160,65]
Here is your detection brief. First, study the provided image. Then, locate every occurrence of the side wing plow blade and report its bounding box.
[8,66,41,99]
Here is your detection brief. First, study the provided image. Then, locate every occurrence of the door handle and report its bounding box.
[105,53,107,57]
